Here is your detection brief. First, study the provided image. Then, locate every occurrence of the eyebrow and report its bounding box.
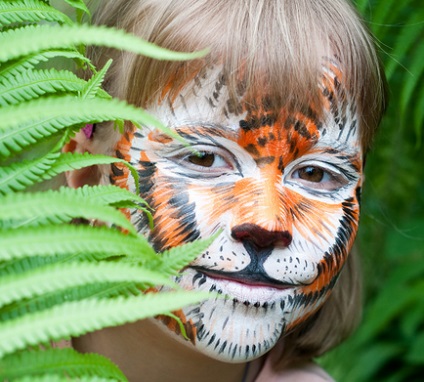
[174,122,239,141]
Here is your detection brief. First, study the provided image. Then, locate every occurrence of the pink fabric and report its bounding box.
[82,123,94,139]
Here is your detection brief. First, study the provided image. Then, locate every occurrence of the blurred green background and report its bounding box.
[320,0,424,381]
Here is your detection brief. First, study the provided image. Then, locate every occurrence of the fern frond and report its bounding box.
[0,96,163,158]
[0,348,127,381]
[0,49,93,79]
[80,59,112,100]
[0,291,208,358]
[0,24,208,64]
[0,191,137,233]
[0,0,73,28]
[0,68,86,106]
[158,233,219,276]
[57,184,148,208]
[0,225,157,262]
[41,152,140,187]
[0,152,60,195]
[0,261,173,308]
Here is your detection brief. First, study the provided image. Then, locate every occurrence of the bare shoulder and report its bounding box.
[255,361,335,382]
[275,362,335,382]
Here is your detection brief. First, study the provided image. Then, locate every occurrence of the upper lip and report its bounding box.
[191,266,296,290]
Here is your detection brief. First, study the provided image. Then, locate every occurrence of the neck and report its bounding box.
[72,318,247,382]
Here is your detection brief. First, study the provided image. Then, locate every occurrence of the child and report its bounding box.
[68,0,387,380]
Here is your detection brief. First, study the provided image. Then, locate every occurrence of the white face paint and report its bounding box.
[111,66,363,362]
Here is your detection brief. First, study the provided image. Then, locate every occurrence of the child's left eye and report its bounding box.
[291,165,348,191]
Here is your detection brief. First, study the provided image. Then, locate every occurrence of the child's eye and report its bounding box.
[291,165,348,191]
[187,152,221,167]
[183,150,232,171]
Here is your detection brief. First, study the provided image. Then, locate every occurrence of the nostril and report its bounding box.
[231,223,292,248]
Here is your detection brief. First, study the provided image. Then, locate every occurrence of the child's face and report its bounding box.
[113,66,363,362]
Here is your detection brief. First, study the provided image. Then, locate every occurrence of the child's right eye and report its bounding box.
[180,150,234,172]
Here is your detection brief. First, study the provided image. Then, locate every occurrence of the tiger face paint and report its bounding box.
[111,65,363,363]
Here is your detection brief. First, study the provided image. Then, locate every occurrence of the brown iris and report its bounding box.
[298,166,324,182]
[188,152,215,167]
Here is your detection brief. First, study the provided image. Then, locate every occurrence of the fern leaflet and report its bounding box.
[0,68,87,106]
[81,59,112,99]
[0,49,93,79]
[0,191,137,233]
[42,152,140,188]
[0,0,73,28]
[0,261,173,308]
[0,348,127,381]
[0,152,60,195]
[0,24,208,64]
[0,292,208,357]
[0,225,157,263]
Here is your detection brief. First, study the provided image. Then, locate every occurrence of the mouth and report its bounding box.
[191,266,296,291]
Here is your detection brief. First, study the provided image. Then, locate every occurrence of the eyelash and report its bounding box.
[177,148,234,173]
[288,163,349,192]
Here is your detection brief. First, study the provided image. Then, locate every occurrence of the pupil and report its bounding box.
[299,166,324,182]
[188,152,215,167]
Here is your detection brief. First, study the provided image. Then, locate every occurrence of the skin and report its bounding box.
[74,63,362,381]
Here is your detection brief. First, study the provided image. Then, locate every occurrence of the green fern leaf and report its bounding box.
[0,24,208,64]
[0,50,93,79]
[0,96,164,158]
[0,256,62,278]
[0,225,157,262]
[0,152,60,195]
[0,348,127,381]
[0,282,141,322]
[7,375,117,382]
[0,0,73,27]
[0,291,208,358]
[41,152,140,187]
[0,261,173,308]
[80,59,112,100]
[62,0,91,18]
[57,185,148,208]
[0,68,87,106]
[0,191,137,233]
[158,233,220,276]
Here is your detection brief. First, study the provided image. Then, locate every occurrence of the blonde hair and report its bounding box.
[88,0,386,365]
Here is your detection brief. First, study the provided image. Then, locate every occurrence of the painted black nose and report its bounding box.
[231,223,292,248]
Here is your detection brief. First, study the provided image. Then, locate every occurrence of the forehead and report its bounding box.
[146,66,361,157]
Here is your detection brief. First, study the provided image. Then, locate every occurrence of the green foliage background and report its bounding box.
[320,1,424,381]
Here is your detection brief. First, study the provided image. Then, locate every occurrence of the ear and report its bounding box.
[63,128,102,188]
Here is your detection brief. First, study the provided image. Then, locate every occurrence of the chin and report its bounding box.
[159,268,327,363]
